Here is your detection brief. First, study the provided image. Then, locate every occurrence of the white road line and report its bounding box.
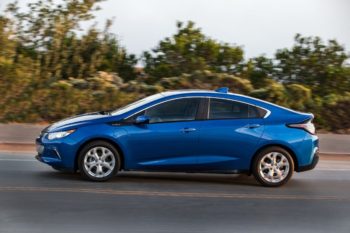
[0,158,36,162]
[315,168,350,171]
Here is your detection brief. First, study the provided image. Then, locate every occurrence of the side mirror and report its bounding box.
[135,115,150,124]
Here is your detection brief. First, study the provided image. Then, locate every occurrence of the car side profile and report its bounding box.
[36,88,319,186]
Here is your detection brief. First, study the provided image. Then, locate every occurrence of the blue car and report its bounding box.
[36,87,319,186]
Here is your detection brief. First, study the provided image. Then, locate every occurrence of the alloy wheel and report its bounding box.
[258,152,290,183]
[83,146,116,178]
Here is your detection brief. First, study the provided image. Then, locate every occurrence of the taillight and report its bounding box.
[288,120,316,135]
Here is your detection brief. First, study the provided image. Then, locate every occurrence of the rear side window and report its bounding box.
[145,98,200,123]
[209,98,266,119]
[249,105,267,118]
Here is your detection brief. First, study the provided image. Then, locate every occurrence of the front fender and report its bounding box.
[48,124,128,170]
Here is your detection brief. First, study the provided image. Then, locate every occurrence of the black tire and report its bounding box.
[252,146,294,187]
[78,140,120,181]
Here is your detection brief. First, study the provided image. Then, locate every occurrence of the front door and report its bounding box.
[123,98,203,171]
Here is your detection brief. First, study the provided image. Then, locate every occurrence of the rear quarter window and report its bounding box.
[209,98,267,119]
[248,105,267,118]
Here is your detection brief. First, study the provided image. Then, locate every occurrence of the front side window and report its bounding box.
[145,98,201,123]
[209,98,265,119]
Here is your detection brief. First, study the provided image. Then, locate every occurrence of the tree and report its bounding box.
[240,56,275,88]
[6,0,137,82]
[143,21,243,80]
[322,97,350,132]
[0,16,38,122]
[159,70,253,94]
[249,80,288,106]
[275,34,349,96]
[285,84,311,110]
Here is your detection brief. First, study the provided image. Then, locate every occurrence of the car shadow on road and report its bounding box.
[118,172,260,186]
[36,169,260,187]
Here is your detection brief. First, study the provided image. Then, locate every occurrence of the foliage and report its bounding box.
[6,0,137,82]
[274,34,349,96]
[159,70,252,94]
[0,1,350,132]
[239,56,274,88]
[143,21,243,80]
[321,96,350,132]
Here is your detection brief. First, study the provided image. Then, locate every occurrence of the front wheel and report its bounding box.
[252,147,294,187]
[78,141,120,181]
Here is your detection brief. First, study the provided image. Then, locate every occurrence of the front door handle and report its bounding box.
[181,128,197,133]
[245,124,261,129]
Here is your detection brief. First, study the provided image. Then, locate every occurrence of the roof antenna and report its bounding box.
[215,87,229,93]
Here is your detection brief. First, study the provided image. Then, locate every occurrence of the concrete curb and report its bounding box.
[0,143,36,153]
[0,141,34,145]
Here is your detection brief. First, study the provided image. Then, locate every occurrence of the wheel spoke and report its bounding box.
[277,159,288,167]
[101,149,112,160]
[275,169,282,178]
[261,161,272,168]
[102,162,112,170]
[91,148,99,160]
[96,164,103,175]
[272,152,277,163]
[86,161,97,167]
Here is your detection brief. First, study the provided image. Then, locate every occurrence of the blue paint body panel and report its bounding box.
[36,90,319,173]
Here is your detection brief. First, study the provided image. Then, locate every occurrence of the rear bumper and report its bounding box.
[297,153,319,172]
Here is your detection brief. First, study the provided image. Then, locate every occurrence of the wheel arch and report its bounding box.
[250,143,299,173]
[75,137,125,171]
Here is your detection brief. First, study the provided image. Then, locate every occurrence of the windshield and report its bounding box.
[111,93,163,115]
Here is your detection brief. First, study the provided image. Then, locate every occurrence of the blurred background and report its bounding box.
[0,2,350,233]
[0,0,349,133]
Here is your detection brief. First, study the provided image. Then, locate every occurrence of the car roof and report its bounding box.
[160,89,306,116]
[160,89,249,100]
[161,89,219,96]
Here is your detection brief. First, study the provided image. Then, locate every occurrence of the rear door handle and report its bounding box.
[181,128,197,133]
[245,124,261,129]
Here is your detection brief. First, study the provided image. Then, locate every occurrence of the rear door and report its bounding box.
[196,98,266,172]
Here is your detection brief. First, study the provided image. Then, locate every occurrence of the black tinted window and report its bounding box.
[209,99,248,119]
[209,99,265,119]
[209,98,266,119]
[248,105,267,118]
[145,98,200,123]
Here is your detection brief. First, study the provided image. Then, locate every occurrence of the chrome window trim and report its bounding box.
[207,98,211,119]
[124,96,271,121]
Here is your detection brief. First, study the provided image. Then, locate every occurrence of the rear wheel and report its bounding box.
[252,146,294,187]
[78,141,120,181]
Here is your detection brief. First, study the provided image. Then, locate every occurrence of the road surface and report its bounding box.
[0,152,349,233]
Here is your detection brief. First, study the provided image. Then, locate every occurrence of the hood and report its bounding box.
[44,112,113,132]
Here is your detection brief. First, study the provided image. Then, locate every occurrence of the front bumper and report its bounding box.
[35,136,75,171]
[35,142,63,166]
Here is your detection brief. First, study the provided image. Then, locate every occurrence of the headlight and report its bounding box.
[47,129,76,140]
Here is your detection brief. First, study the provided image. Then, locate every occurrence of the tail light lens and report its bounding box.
[288,120,316,135]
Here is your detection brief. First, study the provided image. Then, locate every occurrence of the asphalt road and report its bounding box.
[0,153,350,233]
